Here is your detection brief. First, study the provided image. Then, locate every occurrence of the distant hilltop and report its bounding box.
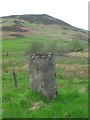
[1,14,87,40]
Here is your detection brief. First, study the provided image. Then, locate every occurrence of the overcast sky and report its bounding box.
[0,0,89,30]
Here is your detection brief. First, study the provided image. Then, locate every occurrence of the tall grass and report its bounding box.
[2,71,88,118]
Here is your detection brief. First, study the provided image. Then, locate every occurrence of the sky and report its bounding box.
[0,0,89,30]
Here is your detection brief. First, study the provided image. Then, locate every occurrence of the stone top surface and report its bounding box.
[30,53,53,59]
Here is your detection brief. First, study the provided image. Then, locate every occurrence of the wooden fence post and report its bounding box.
[12,70,17,88]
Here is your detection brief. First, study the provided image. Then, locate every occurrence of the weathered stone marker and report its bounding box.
[28,53,58,99]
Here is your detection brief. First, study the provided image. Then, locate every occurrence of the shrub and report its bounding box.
[67,40,84,52]
[57,46,69,56]
[43,41,57,55]
[27,41,44,54]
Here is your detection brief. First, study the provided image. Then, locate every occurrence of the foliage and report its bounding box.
[27,40,58,55]
[43,41,57,55]
[67,40,84,52]
[2,71,88,118]
[27,40,44,54]
[57,46,69,56]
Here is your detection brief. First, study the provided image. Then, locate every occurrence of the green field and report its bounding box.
[2,36,88,118]
[2,72,88,118]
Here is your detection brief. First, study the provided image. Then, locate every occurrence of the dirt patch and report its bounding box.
[2,26,40,39]
[79,87,88,93]
[2,26,28,32]
[67,52,88,58]
[30,101,49,111]
[10,33,24,38]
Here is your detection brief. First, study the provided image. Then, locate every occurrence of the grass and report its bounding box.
[2,36,68,52]
[2,71,88,118]
[2,36,88,118]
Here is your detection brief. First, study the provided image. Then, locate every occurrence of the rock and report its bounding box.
[29,53,58,99]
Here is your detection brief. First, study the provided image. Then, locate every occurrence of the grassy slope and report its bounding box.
[2,36,88,118]
[2,14,88,118]
[1,14,87,41]
[2,71,88,118]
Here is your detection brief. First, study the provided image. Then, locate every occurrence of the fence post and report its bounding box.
[12,70,17,88]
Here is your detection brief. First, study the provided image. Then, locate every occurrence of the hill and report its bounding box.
[0,14,87,41]
[2,14,88,118]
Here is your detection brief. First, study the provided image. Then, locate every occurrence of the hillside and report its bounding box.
[0,14,87,41]
[2,14,88,118]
